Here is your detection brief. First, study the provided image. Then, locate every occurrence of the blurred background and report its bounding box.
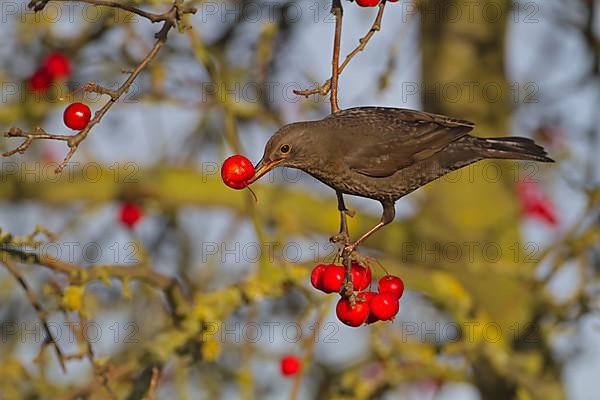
[0,0,599,399]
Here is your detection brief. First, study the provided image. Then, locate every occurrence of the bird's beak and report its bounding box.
[247,158,283,184]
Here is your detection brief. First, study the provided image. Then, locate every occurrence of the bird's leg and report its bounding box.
[329,192,354,246]
[342,200,395,257]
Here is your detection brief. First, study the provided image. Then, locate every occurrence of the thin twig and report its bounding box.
[4,1,196,173]
[330,0,343,113]
[144,367,161,400]
[0,244,186,310]
[289,300,330,400]
[27,0,195,23]
[295,1,387,99]
[1,258,67,372]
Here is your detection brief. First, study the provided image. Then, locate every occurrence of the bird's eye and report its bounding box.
[280,144,291,154]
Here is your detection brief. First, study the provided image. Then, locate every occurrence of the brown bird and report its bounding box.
[248,107,553,253]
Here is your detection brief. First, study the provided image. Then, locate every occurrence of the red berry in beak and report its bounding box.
[221,155,255,189]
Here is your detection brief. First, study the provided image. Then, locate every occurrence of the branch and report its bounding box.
[143,367,161,400]
[0,243,187,315]
[1,258,67,373]
[330,0,343,113]
[295,0,387,99]
[4,1,197,173]
[27,0,196,23]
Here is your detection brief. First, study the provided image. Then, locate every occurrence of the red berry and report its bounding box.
[350,261,372,291]
[221,155,255,189]
[359,291,376,303]
[378,275,404,298]
[119,202,143,229]
[356,0,379,6]
[336,297,370,327]
[63,102,91,130]
[42,52,71,79]
[358,291,379,324]
[369,293,400,321]
[280,355,301,376]
[516,180,558,226]
[320,264,345,293]
[29,69,52,92]
[310,264,327,290]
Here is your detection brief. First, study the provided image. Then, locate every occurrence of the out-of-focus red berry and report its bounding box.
[516,180,558,226]
[280,355,301,376]
[29,69,52,92]
[119,202,143,229]
[43,52,71,79]
[221,155,255,189]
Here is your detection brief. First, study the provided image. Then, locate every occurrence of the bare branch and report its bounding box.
[330,0,343,113]
[143,367,162,400]
[1,258,67,373]
[27,0,196,23]
[295,1,387,99]
[4,0,197,173]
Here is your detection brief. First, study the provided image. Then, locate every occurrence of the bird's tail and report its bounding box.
[477,136,554,163]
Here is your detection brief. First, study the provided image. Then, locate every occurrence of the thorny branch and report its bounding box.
[294,0,387,99]
[3,1,197,173]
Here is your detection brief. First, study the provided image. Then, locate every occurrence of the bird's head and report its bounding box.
[248,121,315,184]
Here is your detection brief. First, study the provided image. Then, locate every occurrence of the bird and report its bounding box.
[247,107,553,254]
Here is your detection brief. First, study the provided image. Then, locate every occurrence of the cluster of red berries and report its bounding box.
[29,52,71,92]
[27,52,92,131]
[354,0,399,7]
[311,261,404,327]
[221,155,255,189]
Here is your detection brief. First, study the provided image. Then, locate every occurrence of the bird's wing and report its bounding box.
[325,107,475,178]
